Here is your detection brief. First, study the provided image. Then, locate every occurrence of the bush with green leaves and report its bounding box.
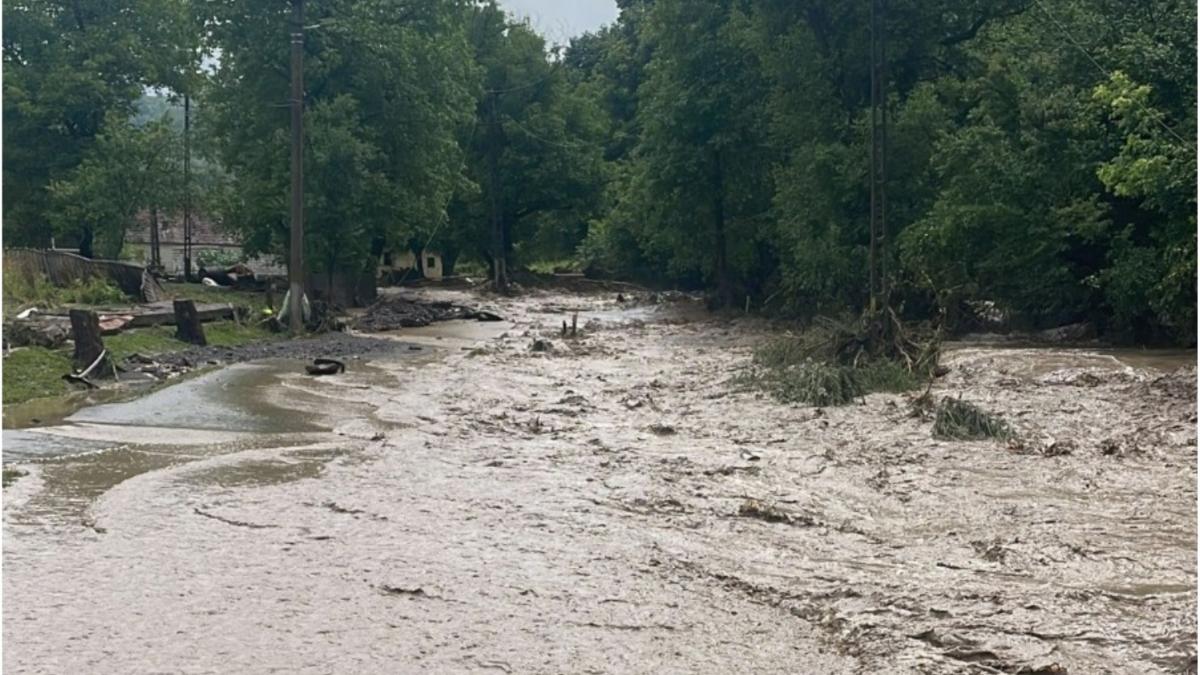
[197,249,244,271]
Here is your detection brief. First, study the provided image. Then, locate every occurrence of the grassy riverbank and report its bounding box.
[3,281,280,406]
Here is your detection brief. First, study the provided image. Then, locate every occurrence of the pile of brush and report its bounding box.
[741,310,940,406]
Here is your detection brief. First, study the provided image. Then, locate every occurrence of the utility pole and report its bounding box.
[183,94,192,281]
[288,0,306,332]
[487,92,507,293]
[150,207,162,269]
[868,0,888,313]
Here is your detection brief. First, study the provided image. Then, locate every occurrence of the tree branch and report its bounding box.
[941,3,1031,47]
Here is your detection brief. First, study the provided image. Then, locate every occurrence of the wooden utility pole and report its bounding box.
[150,207,162,269]
[868,0,888,313]
[183,94,193,281]
[487,92,507,293]
[288,0,306,332]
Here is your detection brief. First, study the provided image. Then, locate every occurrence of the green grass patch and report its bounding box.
[526,259,578,275]
[932,397,1012,440]
[160,282,272,314]
[105,326,182,361]
[3,319,279,407]
[3,278,280,407]
[205,320,282,348]
[4,269,129,316]
[3,347,73,404]
[105,320,280,360]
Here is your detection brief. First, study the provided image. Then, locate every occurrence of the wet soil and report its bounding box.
[3,287,1195,674]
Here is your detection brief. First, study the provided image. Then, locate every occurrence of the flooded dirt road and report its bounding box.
[4,288,1195,673]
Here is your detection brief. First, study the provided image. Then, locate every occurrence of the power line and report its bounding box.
[483,67,560,95]
[1031,0,1192,149]
[506,115,592,151]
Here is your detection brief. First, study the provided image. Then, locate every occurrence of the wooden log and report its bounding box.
[68,309,110,375]
[126,302,233,328]
[173,299,208,346]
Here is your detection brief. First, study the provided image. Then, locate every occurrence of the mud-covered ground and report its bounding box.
[3,287,1196,674]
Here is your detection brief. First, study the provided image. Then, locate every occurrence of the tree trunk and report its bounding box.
[441,246,459,277]
[69,309,109,375]
[173,300,207,346]
[412,242,426,279]
[711,151,733,308]
[79,226,95,259]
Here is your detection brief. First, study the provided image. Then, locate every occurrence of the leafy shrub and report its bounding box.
[198,249,244,270]
[66,277,128,305]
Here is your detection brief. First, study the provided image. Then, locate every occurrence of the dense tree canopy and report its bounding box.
[200,0,478,280]
[3,0,198,247]
[48,112,183,259]
[445,1,606,288]
[577,0,1196,342]
[3,0,1194,343]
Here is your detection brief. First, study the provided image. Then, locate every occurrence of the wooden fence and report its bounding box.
[4,248,165,302]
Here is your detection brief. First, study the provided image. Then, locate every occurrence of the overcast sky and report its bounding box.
[498,0,619,45]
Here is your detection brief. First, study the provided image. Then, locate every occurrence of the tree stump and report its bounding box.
[68,309,110,375]
[173,300,207,346]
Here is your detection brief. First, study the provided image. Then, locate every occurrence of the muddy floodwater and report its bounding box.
[3,288,1196,673]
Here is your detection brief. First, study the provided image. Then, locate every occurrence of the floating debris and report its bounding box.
[932,397,1012,441]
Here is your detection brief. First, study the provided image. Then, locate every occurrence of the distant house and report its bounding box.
[379,248,444,282]
[126,211,285,277]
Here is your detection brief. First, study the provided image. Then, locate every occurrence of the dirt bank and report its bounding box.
[3,287,1195,673]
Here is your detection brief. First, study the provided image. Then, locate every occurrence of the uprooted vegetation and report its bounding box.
[932,397,1013,441]
[741,313,938,406]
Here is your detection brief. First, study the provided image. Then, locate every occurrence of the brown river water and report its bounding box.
[3,288,1196,673]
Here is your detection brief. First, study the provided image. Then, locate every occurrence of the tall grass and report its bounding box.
[4,269,128,314]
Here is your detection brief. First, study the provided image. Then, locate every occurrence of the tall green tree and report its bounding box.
[447,1,606,290]
[202,0,477,280]
[3,0,197,247]
[47,113,183,259]
[605,0,773,305]
[573,0,1194,342]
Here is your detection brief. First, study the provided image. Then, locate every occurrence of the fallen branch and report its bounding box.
[193,507,276,529]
